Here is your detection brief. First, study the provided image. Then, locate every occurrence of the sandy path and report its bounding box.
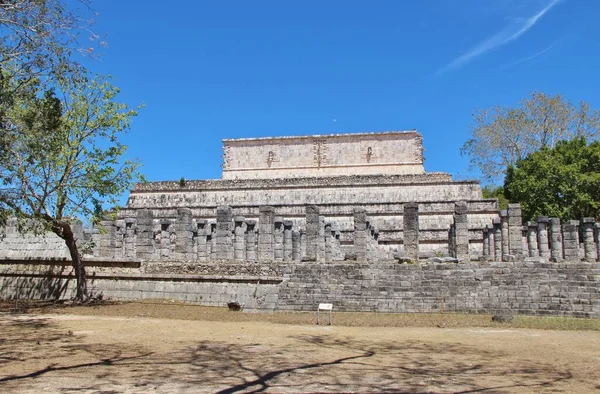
[0,313,599,393]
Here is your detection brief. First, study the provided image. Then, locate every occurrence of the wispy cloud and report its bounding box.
[491,35,567,72]
[435,0,563,75]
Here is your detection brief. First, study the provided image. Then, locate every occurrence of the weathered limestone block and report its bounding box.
[581,218,596,261]
[258,206,275,262]
[234,216,246,262]
[507,204,523,258]
[245,220,257,262]
[453,201,469,261]
[549,217,563,262]
[500,210,509,261]
[196,219,209,261]
[562,220,579,261]
[135,209,155,260]
[305,205,319,261]
[353,208,367,261]
[283,220,293,262]
[526,222,538,258]
[273,216,284,262]
[537,217,550,259]
[404,203,419,262]
[493,217,502,261]
[174,208,194,260]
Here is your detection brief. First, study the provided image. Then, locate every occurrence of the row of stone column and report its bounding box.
[482,212,600,262]
[94,205,349,262]
[479,204,524,261]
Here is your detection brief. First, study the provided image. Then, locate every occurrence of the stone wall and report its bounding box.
[221,131,425,179]
[277,261,600,317]
[1,259,598,317]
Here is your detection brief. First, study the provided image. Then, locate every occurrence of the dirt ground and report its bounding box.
[0,302,599,393]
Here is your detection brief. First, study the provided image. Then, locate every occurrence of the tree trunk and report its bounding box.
[65,233,87,301]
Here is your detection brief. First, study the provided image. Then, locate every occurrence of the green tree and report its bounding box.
[462,92,600,182]
[481,185,509,210]
[504,138,600,222]
[0,74,141,300]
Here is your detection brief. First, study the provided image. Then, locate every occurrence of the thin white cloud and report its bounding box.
[435,0,563,75]
[491,35,566,72]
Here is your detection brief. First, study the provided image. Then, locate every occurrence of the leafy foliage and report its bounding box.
[462,92,600,182]
[505,138,600,222]
[481,185,509,210]
[0,73,142,299]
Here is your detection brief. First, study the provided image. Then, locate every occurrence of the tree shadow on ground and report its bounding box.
[0,317,579,393]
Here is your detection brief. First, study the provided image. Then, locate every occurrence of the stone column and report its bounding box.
[210,223,217,260]
[562,220,579,261]
[549,217,563,262]
[324,222,332,262]
[353,208,367,261]
[283,220,293,262]
[595,223,600,262]
[492,218,502,261]
[581,218,596,261]
[317,216,326,261]
[454,201,469,261]
[135,209,155,260]
[305,205,319,261]
[507,204,523,258]
[332,223,342,261]
[482,227,489,258]
[486,224,494,259]
[245,220,257,262]
[123,218,136,259]
[537,217,550,259]
[234,216,246,262]
[500,210,509,261]
[404,203,419,262]
[448,225,455,257]
[196,220,208,261]
[158,220,173,260]
[258,206,275,262]
[300,230,307,260]
[526,222,539,258]
[215,206,234,260]
[273,216,284,262]
[292,229,301,261]
[174,207,194,260]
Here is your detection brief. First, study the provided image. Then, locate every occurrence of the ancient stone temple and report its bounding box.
[2,131,599,318]
[101,131,498,260]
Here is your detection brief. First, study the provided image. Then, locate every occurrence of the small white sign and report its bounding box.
[318,303,333,311]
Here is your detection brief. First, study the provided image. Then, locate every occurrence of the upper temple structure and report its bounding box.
[221,131,425,179]
[109,130,498,261]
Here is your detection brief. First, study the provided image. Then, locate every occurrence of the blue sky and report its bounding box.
[80,0,599,189]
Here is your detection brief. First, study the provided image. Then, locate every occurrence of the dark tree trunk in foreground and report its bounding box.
[65,233,87,300]
[50,219,87,301]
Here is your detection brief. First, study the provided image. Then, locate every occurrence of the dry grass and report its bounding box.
[2,299,598,331]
